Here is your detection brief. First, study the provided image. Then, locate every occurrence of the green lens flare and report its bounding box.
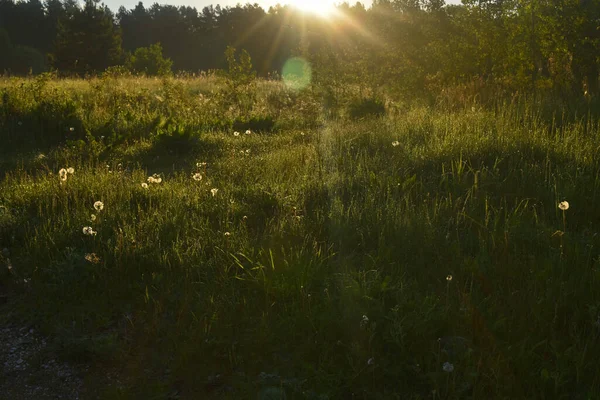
[282,57,312,90]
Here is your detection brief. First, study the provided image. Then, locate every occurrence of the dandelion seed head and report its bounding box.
[558,201,569,211]
[141,182,149,189]
[82,226,97,236]
[446,275,453,281]
[192,173,203,181]
[233,131,240,137]
[69,127,75,132]
[224,232,231,236]
[245,130,251,135]
[90,214,96,222]
[392,141,400,147]
[94,201,104,212]
[59,168,68,181]
[67,167,75,174]
[442,362,454,373]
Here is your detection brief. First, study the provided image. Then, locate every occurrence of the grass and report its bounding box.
[1,75,600,399]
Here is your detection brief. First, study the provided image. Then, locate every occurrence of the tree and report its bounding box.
[125,42,172,75]
[53,0,123,75]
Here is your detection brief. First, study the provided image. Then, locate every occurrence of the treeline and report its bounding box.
[1,0,599,98]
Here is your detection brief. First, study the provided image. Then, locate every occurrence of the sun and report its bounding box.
[291,0,336,16]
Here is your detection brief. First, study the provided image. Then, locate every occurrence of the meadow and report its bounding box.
[1,72,600,399]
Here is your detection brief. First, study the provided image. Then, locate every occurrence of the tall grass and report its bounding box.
[1,76,600,399]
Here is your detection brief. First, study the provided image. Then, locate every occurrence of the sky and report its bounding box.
[102,0,460,13]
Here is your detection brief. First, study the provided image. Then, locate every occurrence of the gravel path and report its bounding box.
[0,323,87,400]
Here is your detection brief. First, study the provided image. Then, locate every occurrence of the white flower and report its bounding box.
[82,226,97,236]
[224,232,231,236]
[192,173,203,181]
[90,214,96,222]
[245,129,251,135]
[233,131,240,137]
[211,188,219,197]
[67,167,75,174]
[446,275,452,281]
[141,182,149,189]
[392,141,400,147]
[558,201,569,211]
[59,168,68,181]
[69,127,75,132]
[442,362,454,373]
[94,201,104,212]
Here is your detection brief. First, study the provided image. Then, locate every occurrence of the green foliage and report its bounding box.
[125,43,172,76]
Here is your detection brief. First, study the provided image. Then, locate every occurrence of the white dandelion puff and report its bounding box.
[442,362,454,373]
[558,201,569,211]
[94,201,104,212]
[69,127,75,132]
[90,214,97,222]
[59,168,68,181]
[67,167,75,174]
[141,182,149,189]
[245,129,251,135]
[211,188,219,197]
[233,131,240,137]
[82,226,97,236]
[192,173,203,181]
[224,232,231,236]
[446,275,453,281]
[392,141,400,147]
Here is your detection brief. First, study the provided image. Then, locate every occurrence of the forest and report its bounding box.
[1,0,599,99]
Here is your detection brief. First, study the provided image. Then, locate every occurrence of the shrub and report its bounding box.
[126,43,172,76]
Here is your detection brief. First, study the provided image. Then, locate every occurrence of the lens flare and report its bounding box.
[282,57,312,90]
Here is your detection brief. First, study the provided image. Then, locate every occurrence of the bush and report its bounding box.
[126,43,172,76]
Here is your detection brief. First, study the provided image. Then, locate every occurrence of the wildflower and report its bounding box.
[192,173,203,181]
[224,232,231,236]
[90,214,96,222]
[67,167,75,174]
[211,188,219,197]
[367,358,375,366]
[392,141,400,147]
[442,362,454,373]
[85,253,100,264]
[446,275,453,281]
[82,226,97,236]
[141,182,148,189]
[558,201,569,211]
[59,168,68,181]
[242,215,248,221]
[233,131,240,137]
[94,201,104,212]
[245,129,251,135]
